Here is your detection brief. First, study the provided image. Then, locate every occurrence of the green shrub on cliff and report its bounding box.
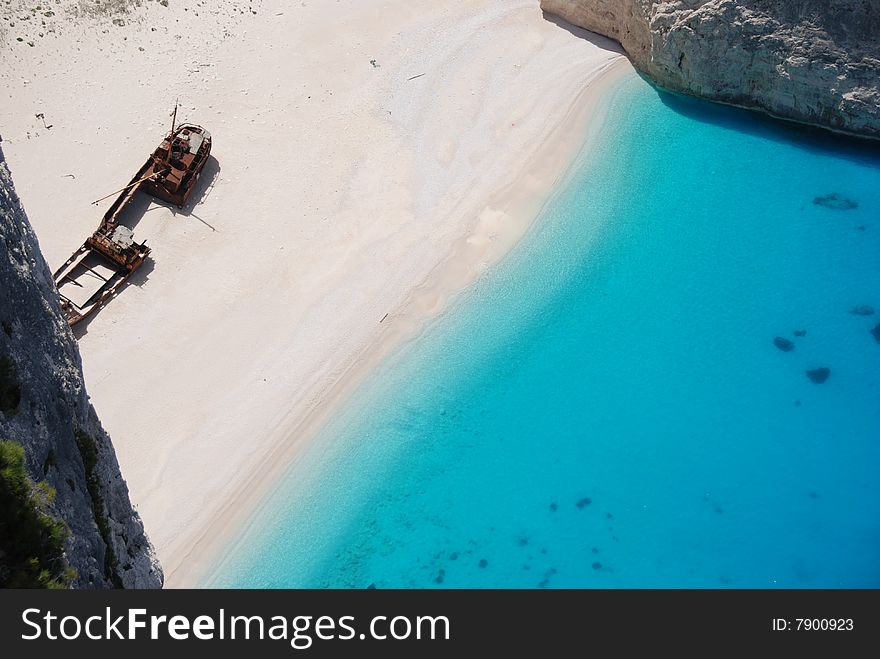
[0,440,73,588]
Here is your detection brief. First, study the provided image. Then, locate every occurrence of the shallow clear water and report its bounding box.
[211,74,880,588]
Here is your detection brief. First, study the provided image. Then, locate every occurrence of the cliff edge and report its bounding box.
[541,0,880,139]
[0,147,161,588]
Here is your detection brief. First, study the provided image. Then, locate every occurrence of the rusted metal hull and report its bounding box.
[141,124,212,207]
[52,121,211,327]
[53,240,150,326]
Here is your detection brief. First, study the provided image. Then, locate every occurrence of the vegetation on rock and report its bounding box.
[75,430,121,586]
[0,439,74,588]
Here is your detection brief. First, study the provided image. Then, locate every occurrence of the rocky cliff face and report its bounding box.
[0,147,161,588]
[541,0,880,139]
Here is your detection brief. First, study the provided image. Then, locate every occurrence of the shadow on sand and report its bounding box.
[541,11,624,55]
[69,155,220,337]
[72,257,155,340]
[115,154,221,232]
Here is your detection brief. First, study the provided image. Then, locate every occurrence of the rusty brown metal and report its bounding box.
[52,118,212,327]
[141,123,212,207]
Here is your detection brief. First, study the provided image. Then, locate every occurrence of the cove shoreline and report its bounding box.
[171,59,633,588]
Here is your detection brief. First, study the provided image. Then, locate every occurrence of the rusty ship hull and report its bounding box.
[54,236,150,326]
[53,120,211,327]
[141,123,212,207]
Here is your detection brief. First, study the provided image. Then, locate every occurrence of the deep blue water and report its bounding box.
[211,73,880,588]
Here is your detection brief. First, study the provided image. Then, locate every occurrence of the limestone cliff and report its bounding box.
[0,147,161,588]
[541,0,880,139]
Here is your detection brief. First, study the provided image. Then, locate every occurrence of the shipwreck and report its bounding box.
[54,108,211,326]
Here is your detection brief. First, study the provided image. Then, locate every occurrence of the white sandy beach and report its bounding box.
[0,0,627,586]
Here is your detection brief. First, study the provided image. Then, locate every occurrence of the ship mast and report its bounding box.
[162,98,179,169]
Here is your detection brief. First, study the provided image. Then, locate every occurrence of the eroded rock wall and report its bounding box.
[541,0,880,138]
[0,147,161,588]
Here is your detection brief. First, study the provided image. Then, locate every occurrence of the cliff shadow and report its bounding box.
[651,83,880,170]
[541,11,625,56]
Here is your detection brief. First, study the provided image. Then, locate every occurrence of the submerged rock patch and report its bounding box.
[773,336,795,352]
[806,367,831,384]
[813,193,858,210]
[872,322,880,344]
[849,305,875,316]
[793,329,807,337]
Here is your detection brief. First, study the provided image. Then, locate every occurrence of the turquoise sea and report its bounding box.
[211,73,880,588]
